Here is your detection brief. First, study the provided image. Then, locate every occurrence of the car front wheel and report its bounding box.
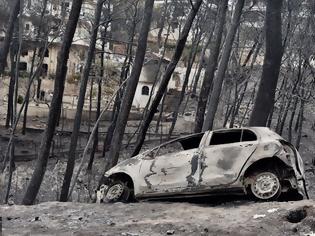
[103,180,130,203]
[249,171,281,201]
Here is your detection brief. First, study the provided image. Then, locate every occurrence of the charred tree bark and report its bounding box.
[5,48,16,128]
[155,92,166,133]
[4,142,15,204]
[157,0,168,49]
[168,31,201,138]
[13,0,24,127]
[103,0,154,170]
[88,78,94,135]
[22,49,36,135]
[59,0,103,202]
[249,0,284,126]
[22,0,84,205]
[102,7,137,155]
[132,0,203,157]
[191,29,213,97]
[203,0,245,131]
[0,0,20,75]
[87,77,102,171]
[36,79,42,100]
[194,0,228,133]
[288,97,299,142]
[295,98,305,150]
[22,0,48,135]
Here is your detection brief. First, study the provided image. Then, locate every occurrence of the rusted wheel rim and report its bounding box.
[106,183,124,200]
[251,172,280,200]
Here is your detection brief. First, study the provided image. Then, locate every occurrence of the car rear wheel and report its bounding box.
[103,180,130,203]
[249,171,281,201]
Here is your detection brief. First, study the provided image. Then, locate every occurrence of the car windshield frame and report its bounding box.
[141,132,205,158]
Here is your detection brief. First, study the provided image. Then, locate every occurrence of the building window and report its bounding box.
[142,86,149,96]
[25,23,30,31]
[25,24,30,32]
[21,49,28,57]
[19,62,27,71]
[45,49,49,57]
[39,48,49,57]
[40,64,48,76]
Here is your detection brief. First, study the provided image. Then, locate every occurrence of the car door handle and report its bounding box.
[240,144,253,147]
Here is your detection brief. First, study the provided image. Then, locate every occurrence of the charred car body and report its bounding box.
[99,127,307,202]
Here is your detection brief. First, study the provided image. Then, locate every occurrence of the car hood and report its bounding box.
[105,155,144,177]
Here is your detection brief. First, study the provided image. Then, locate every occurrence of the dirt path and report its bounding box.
[1,200,315,236]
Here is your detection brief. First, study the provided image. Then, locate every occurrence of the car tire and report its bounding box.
[249,171,281,201]
[103,180,130,203]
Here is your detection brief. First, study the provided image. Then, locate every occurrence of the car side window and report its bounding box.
[209,129,257,146]
[241,130,257,142]
[210,130,241,145]
[156,142,184,156]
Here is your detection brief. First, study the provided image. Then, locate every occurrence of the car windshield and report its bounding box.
[144,133,204,158]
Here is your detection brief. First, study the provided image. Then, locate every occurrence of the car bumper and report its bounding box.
[95,176,112,203]
[297,178,309,199]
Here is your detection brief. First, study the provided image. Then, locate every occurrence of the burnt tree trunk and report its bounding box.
[22,0,84,205]
[5,48,16,128]
[168,30,201,138]
[22,0,48,135]
[288,97,299,142]
[0,0,20,75]
[22,49,36,135]
[194,0,228,133]
[191,29,213,97]
[88,78,94,135]
[157,0,168,49]
[203,0,245,131]
[103,0,155,170]
[249,0,284,126]
[132,0,203,157]
[102,7,137,155]
[87,77,102,171]
[36,78,42,100]
[295,98,305,150]
[59,0,103,202]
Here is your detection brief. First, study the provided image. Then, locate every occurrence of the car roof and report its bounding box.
[211,127,284,141]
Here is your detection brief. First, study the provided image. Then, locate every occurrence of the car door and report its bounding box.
[200,129,258,187]
[138,140,201,196]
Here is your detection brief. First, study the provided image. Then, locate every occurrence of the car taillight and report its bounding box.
[279,141,295,160]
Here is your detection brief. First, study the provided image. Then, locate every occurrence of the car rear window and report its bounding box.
[210,129,257,146]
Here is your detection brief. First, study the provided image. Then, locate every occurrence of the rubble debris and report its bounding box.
[267,208,278,213]
[286,207,308,223]
[166,229,175,235]
[253,214,266,219]
[121,233,139,236]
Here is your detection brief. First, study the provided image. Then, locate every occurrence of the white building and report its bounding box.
[132,53,169,109]
[2,0,108,79]
[132,52,203,109]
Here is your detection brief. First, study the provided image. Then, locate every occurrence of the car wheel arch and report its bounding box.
[242,157,291,183]
[108,172,135,191]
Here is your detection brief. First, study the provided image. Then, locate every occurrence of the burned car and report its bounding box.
[99,127,307,203]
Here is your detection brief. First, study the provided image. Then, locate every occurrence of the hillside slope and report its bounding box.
[1,200,315,235]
